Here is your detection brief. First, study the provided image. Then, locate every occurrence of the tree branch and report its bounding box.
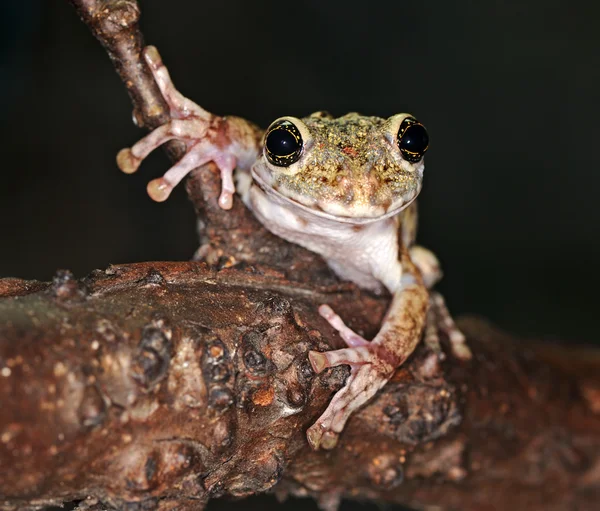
[0,2,599,511]
[1,266,599,511]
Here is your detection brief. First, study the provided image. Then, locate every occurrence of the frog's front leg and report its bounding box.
[307,251,428,450]
[116,46,261,208]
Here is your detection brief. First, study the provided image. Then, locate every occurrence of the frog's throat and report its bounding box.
[250,168,419,225]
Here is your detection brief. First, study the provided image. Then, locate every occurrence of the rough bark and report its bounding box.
[0,1,599,510]
[1,266,600,511]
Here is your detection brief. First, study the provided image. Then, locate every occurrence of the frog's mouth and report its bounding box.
[251,165,420,225]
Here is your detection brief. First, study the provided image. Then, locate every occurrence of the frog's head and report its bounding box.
[251,112,428,223]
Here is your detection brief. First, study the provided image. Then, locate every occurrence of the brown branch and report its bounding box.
[1,267,599,511]
[0,1,599,511]
[68,0,160,130]
[67,0,184,159]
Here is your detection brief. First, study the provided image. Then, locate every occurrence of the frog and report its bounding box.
[117,46,472,450]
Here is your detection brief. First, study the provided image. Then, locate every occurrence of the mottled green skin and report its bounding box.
[263,112,424,219]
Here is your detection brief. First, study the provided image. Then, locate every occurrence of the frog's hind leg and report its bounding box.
[423,305,445,359]
[409,245,472,360]
[429,291,472,360]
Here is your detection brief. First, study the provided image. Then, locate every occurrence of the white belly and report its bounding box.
[247,184,402,293]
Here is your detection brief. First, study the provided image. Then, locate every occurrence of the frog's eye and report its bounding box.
[397,117,429,163]
[264,120,303,167]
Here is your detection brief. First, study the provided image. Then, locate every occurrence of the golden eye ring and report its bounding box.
[397,117,429,163]
[264,120,303,167]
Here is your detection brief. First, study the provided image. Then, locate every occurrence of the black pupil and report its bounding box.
[400,124,429,154]
[266,128,298,157]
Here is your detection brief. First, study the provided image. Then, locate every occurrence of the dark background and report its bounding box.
[1,2,599,511]
[1,1,599,345]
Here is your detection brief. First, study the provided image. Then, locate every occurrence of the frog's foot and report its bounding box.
[307,304,393,450]
[116,123,238,207]
[307,346,392,450]
[116,46,260,209]
[142,46,213,123]
[428,291,472,360]
[318,304,370,347]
